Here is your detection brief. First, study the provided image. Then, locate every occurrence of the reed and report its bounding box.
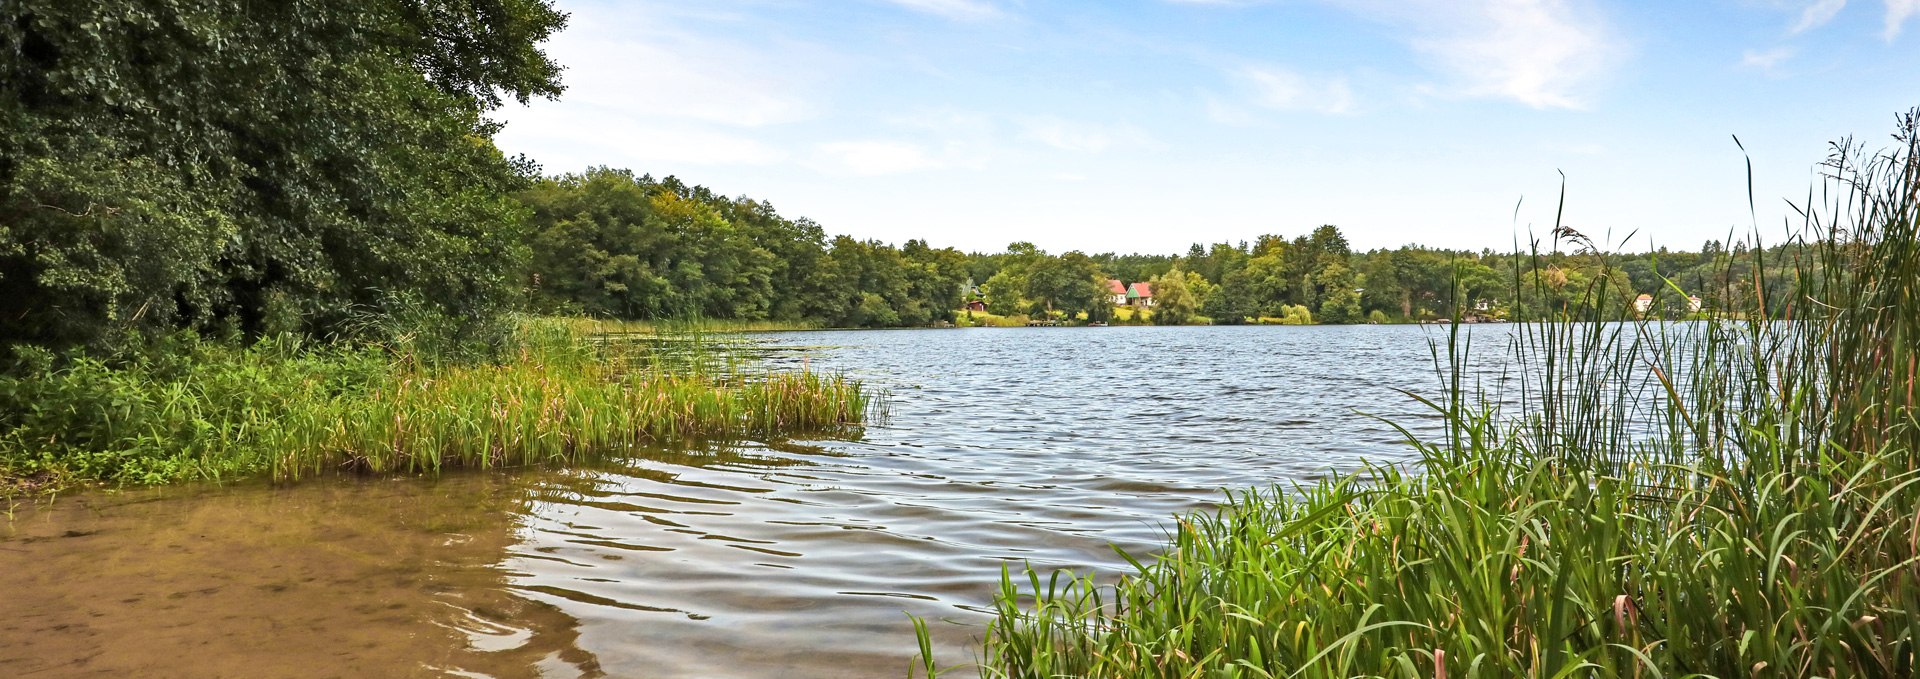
[922,111,1920,678]
[559,316,824,336]
[0,319,871,489]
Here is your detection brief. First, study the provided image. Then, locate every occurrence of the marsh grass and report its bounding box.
[921,112,1920,678]
[560,316,825,335]
[0,319,871,489]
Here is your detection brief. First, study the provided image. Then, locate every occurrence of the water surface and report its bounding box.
[2,325,1483,678]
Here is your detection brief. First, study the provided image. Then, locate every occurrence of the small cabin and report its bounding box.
[1127,282,1154,308]
[1105,279,1128,306]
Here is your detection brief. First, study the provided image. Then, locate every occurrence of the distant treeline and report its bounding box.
[522,168,1796,328]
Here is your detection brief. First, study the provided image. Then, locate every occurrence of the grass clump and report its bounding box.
[0,320,871,491]
[955,311,1029,327]
[922,113,1920,678]
[558,316,825,335]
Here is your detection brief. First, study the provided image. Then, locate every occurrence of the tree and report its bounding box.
[1203,268,1261,324]
[1151,268,1201,325]
[983,269,1028,316]
[1025,251,1105,321]
[1316,262,1363,323]
[1,0,568,357]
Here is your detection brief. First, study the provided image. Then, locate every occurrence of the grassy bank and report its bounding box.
[0,320,871,493]
[920,116,1920,677]
[559,317,826,335]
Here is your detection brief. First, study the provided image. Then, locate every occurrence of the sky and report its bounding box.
[495,0,1920,254]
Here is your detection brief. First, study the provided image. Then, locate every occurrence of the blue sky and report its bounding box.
[495,0,1920,254]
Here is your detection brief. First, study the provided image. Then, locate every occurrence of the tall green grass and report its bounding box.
[922,112,1920,678]
[559,316,825,336]
[0,319,871,490]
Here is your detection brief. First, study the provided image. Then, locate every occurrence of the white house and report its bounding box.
[1106,279,1128,306]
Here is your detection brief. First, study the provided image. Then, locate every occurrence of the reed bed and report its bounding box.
[558,316,824,336]
[0,321,871,488]
[921,112,1920,678]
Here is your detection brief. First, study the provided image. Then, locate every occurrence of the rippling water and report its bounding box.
[2,325,1500,678]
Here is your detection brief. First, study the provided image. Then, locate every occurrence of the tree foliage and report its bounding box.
[519,170,968,328]
[1150,268,1203,325]
[1,0,567,357]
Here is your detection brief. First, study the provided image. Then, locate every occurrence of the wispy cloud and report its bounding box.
[1888,0,1920,38]
[1174,0,1619,109]
[537,8,823,128]
[1236,66,1356,114]
[1741,46,1796,70]
[1791,0,1849,33]
[1388,0,1619,109]
[814,140,945,175]
[879,0,1002,21]
[496,2,826,171]
[1019,118,1153,152]
[1767,0,1918,40]
[503,106,789,168]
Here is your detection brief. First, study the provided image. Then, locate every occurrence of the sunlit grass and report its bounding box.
[0,319,871,489]
[955,311,1027,327]
[556,316,823,335]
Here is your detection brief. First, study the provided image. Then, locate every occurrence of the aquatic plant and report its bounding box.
[0,320,871,488]
[920,112,1920,678]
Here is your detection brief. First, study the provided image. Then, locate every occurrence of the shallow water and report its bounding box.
[1,325,1495,678]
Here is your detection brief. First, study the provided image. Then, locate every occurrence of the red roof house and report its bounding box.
[1127,282,1153,307]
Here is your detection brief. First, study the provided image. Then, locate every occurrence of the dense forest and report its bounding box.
[0,0,1797,366]
[517,169,1792,329]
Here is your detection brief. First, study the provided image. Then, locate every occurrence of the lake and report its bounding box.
[0,325,1495,678]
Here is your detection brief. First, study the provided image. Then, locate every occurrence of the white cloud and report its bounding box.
[879,0,1002,21]
[1411,0,1615,109]
[1020,118,1153,152]
[1545,141,1608,156]
[1236,66,1356,114]
[1168,0,1617,108]
[1791,0,1849,33]
[815,141,945,175]
[528,6,826,128]
[501,105,789,168]
[555,39,816,128]
[1310,0,1618,109]
[1888,0,1920,38]
[1202,95,1257,125]
[1741,46,1796,69]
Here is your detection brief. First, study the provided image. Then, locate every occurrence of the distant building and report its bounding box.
[962,300,987,312]
[1106,279,1128,306]
[1687,295,1703,313]
[1127,282,1154,308]
[1634,294,1653,314]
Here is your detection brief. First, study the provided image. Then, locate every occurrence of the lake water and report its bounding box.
[0,325,1498,678]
